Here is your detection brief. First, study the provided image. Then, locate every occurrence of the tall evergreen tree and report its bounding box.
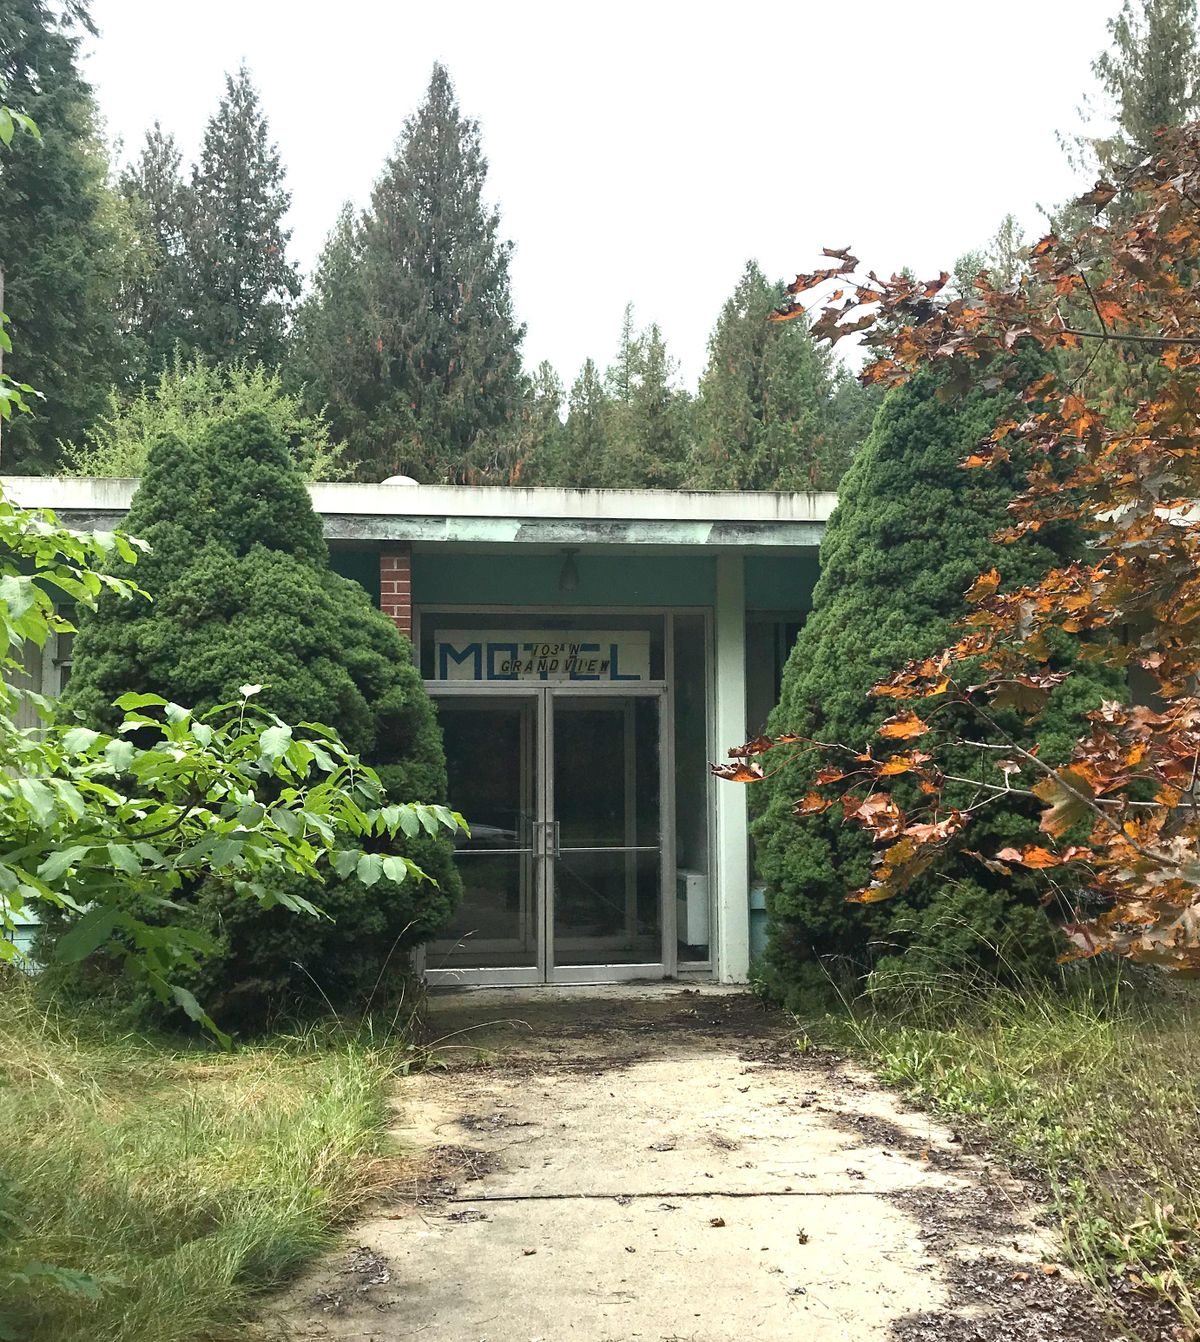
[606,303,640,404]
[605,321,690,488]
[0,0,125,470]
[502,360,567,484]
[825,367,883,471]
[184,65,299,367]
[1068,0,1200,175]
[1057,3,1200,409]
[295,64,525,482]
[752,361,1120,1007]
[289,202,368,438]
[116,122,192,376]
[557,357,611,487]
[688,262,846,491]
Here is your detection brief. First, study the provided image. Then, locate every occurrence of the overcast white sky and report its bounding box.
[84,1,1115,390]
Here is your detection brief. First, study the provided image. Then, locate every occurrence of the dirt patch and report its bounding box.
[417,984,794,1062]
[890,1181,1123,1341]
[890,1235,1118,1342]
[310,1244,394,1314]
[826,1082,1179,1341]
[393,1142,500,1206]
[455,1110,534,1133]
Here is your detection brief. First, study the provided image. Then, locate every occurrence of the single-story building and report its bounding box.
[3,476,834,987]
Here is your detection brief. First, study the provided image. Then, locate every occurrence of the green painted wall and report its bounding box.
[744,555,820,613]
[331,545,821,615]
[329,545,381,605]
[412,552,718,608]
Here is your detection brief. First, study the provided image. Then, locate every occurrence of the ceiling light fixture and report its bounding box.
[558,547,580,594]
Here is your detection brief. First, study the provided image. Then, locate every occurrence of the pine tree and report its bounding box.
[1057,3,1200,410]
[954,215,1029,298]
[63,410,459,1025]
[0,0,125,470]
[607,303,640,405]
[825,368,883,471]
[688,262,846,491]
[296,64,525,482]
[556,358,612,487]
[1071,0,1200,175]
[503,360,567,484]
[289,202,371,449]
[116,123,192,377]
[751,362,1121,1007]
[612,323,690,488]
[184,65,299,367]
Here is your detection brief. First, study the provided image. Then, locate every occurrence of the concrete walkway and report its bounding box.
[266,986,1111,1342]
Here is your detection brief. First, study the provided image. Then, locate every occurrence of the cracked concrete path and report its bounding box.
[264,986,1113,1342]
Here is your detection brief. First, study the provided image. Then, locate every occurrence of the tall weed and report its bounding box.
[0,974,413,1342]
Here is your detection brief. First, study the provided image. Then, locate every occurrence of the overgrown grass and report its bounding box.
[811,968,1200,1333]
[0,972,416,1342]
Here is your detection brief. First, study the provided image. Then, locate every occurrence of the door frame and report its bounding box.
[423,681,677,987]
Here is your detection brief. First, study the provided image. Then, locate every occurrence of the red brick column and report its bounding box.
[379,543,413,640]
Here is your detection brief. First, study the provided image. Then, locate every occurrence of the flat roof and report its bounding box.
[1,477,836,550]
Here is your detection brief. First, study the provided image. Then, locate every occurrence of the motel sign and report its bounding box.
[435,630,651,683]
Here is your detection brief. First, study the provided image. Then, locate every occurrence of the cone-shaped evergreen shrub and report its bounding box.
[752,364,1120,1007]
[62,411,460,1026]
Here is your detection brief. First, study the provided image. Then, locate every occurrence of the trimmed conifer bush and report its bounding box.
[61,411,459,1026]
[752,364,1121,1008]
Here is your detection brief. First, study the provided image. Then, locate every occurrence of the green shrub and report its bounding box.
[752,361,1121,1009]
[58,410,459,1028]
[61,351,351,481]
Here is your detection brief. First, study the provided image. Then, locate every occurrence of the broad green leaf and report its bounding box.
[15,777,56,826]
[207,838,244,867]
[381,855,409,884]
[61,726,100,754]
[332,849,358,878]
[0,573,34,618]
[19,1263,101,1299]
[113,692,167,711]
[38,845,93,883]
[107,843,141,875]
[48,779,87,819]
[356,852,383,887]
[55,906,120,963]
[169,985,231,1048]
[259,723,292,764]
[104,738,136,772]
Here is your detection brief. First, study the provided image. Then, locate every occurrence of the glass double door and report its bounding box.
[428,688,667,983]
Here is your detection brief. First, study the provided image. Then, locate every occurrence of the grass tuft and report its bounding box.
[0,972,415,1342]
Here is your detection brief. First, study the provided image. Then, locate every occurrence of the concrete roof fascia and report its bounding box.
[0,477,834,549]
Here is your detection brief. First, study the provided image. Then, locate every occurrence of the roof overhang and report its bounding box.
[0,478,835,550]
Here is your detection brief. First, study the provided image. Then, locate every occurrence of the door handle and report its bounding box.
[534,820,561,858]
[534,819,559,858]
